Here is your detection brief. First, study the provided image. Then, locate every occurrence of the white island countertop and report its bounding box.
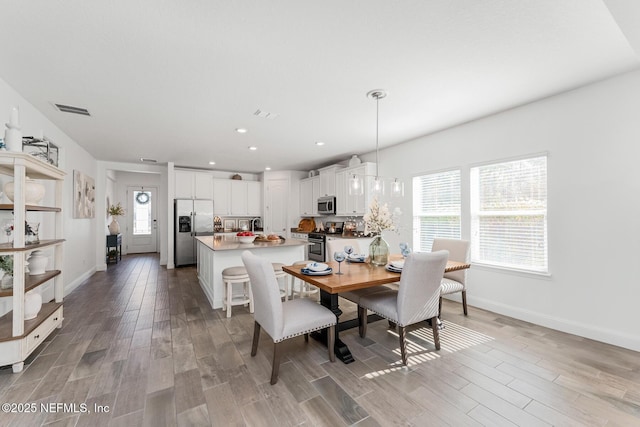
[195,235,308,251]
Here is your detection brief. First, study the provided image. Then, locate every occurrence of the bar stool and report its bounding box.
[271,263,291,300]
[290,260,319,300]
[222,266,253,318]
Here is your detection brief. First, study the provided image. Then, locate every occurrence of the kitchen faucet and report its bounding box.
[250,217,261,232]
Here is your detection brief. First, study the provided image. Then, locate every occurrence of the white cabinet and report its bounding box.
[335,170,347,216]
[318,165,343,197]
[175,170,194,199]
[335,162,376,216]
[175,170,213,199]
[216,179,262,216]
[213,179,231,215]
[299,176,319,216]
[194,172,213,199]
[246,181,261,216]
[0,153,65,373]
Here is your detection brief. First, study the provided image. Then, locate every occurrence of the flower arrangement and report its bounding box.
[363,196,397,235]
[108,203,125,217]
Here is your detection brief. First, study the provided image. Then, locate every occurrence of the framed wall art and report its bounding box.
[224,219,236,231]
[74,170,96,218]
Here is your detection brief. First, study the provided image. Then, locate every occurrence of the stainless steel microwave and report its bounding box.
[317,196,336,215]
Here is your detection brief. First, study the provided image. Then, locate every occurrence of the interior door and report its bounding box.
[265,178,288,235]
[127,186,158,253]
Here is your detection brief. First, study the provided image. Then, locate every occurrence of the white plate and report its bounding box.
[390,260,405,269]
[306,262,329,272]
[347,258,366,263]
[302,267,333,276]
[385,265,402,273]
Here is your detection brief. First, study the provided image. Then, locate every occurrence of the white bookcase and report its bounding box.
[0,153,65,373]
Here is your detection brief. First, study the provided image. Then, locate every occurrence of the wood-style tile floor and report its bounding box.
[1,254,639,426]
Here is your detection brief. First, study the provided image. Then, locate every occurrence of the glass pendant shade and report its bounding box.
[370,176,385,195]
[391,179,404,197]
[348,174,364,196]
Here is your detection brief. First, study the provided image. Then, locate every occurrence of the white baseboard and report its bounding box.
[64,267,97,297]
[464,295,640,352]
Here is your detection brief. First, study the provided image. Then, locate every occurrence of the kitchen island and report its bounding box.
[195,235,307,309]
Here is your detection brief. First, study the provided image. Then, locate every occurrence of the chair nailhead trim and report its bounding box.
[274,322,336,343]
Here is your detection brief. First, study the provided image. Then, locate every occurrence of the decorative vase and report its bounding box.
[4,178,46,204]
[24,290,42,320]
[0,272,12,289]
[348,154,362,167]
[27,250,47,275]
[108,218,120,235]
[369,235,389,266]
[4,106,22,152]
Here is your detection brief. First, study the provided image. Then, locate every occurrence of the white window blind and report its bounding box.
[470,155,547,273]
[413,170,461,251]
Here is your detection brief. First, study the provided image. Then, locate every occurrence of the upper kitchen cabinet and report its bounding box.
[175,170,213,199]
[318,165,344,197]
[335,162,376,216]
[215,179,262,216]
[299,176,319,216]
[230,180,262,216]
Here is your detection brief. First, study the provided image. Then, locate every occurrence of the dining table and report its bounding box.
[282,257,471,364]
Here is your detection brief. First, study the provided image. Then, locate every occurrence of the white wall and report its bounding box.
[367,69,640,351]
[0,77,98,310]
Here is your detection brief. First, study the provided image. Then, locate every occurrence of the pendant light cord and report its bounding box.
[375,95,379,179]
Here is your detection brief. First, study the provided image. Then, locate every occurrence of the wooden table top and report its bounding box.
[283,258,470,294]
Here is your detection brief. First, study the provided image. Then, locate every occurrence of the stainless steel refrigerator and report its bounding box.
[174,199,214,266]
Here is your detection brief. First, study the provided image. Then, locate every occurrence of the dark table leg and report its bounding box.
[310,290,355,364]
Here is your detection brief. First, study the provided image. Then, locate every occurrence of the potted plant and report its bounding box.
[108,202,125,235]
[0,255,14,289]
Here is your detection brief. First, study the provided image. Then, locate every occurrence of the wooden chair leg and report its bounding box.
[251,321,261,357]
[462,291,468,315]
[438,296,443,319]
[430,316,441,350]
[398,325,408,365]
[327,325,336,362]
[358,306,367,338]
[304,333,309,342]
[271,342,282,385]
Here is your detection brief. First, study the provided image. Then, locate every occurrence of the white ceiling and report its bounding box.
[0,1,638,173]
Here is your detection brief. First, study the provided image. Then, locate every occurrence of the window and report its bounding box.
[413,170,461,251]
[470,155,547,273]
[133,190,152,235]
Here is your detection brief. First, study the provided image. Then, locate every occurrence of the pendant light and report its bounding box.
[349,89,404,197]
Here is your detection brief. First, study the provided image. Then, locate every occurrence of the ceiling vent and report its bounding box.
[53,103,91,116]
[253,109,279,120]
[140,158,157,163]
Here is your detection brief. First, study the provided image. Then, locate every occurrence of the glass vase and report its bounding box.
[369,235,389,266]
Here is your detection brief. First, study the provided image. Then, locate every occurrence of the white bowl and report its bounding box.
[237,235,256,244]
[4,179,46,204]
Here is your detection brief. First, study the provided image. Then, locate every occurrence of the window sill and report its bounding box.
[470,262,552,279]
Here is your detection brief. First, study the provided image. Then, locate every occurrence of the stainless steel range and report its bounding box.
[308,222,343,262]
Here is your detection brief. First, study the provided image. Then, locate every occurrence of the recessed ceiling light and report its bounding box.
[265,167,271,171]
[209,161,216,165]
[236,128,248,133]
[315,141,325,146]
[248,146,257,151]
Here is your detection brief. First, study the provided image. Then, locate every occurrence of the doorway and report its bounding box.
[127,186,158,253]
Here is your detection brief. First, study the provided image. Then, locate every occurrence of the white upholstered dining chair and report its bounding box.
[241,251,336,384]
[431,238,470,316]
[357,251,448,365]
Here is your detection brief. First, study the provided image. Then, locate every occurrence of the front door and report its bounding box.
[127,186,158,253]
